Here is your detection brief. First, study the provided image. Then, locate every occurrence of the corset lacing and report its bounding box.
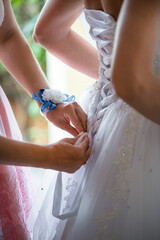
[84,9,117,138]
[52,10,118,222]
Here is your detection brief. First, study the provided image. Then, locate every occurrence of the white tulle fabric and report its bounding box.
[0,0,4,27]
[32,9,160,240]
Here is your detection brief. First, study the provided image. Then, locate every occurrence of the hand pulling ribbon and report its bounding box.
[32,88,75,113]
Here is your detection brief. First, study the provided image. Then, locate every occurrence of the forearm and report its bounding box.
[112,51,160,125]
[33,0,99,79]
[0,0,50,98]
[0,32,49,97]
[114,71,160,124]
[137,76,160,124]
[0,136,48,168]
[112,0,160,124]
[34,29,99,80]
[0,135,91,173]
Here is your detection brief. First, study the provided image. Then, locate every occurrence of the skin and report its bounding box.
[33,0,100,80]
[0,0,91,172]
[34,0,160,124]
[0,133,90,173]
[0,0,87,136]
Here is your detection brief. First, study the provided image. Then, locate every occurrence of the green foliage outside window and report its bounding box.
[11,0,46,72]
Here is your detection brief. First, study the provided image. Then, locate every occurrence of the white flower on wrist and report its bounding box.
[42,89,66,104]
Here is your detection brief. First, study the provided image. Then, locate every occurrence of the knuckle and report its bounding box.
[73,101,78,107]
[68,170,74,173]
[62,137,68,142]
[84,113,88,119]
[68,167,78,173]
[74,149,81,159]
[65,104,72,111]
[78,150,84,159]
[75,121,82,126]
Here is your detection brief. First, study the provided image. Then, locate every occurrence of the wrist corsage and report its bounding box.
[32,88,75,114]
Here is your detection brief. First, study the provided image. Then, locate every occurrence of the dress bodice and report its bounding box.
[84,8,160,138]
[84,8,116,83]
[34,9,160,240]
[84,9,117,138]
[84,8,160,79]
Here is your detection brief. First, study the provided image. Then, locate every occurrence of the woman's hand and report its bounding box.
[46,133,91,173]
[0,133,91,172]
[46,102,87,136]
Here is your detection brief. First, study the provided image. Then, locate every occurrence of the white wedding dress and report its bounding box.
[32,9,160,240]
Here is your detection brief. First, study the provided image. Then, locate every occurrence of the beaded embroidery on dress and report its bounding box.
[33,9,160,240]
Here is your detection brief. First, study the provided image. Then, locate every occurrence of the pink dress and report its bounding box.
[0,86,33,240]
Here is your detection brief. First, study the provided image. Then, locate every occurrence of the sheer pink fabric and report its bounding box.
[0,86,33,240]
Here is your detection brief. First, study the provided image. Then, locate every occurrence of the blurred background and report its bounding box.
[0,0,95,189]
[0,0,48,145]
[0,0,94,146]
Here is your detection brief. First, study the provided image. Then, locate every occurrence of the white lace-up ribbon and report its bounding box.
[52,9,117,220]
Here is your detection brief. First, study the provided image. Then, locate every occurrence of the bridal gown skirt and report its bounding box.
[32,9,160,240]
[64,95,160,240]
[32,86,160,240]
[0,86,33,240]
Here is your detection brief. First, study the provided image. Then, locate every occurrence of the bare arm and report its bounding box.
[0,0,91,170]
[0,0,87,135]
[0,134,91,173]
[0,0,49,97]
[33,0,99,80]
[111,0,160,124]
